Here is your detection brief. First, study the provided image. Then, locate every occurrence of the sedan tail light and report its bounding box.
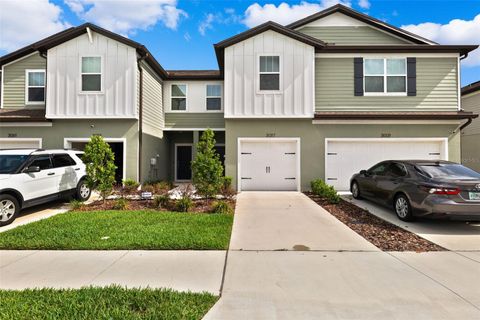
[419,185,460,195]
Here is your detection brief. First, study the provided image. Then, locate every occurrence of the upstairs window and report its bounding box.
[364,58,406,95]
[206,84,222,110]
[259,55,280,91]
[26,70,45,104]
[81,56,102,92]
[171,84,187,111]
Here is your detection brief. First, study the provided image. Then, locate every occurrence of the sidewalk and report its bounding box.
[0,250,226,294]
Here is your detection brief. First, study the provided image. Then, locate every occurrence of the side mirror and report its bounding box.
[24,166,40,173]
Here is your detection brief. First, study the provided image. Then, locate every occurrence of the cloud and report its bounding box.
[199,13,217,36]
[402,14,480,66]
[242,0,351,27]
[64,0,187,35]
[197,9,242,36]
[0,0,70,53]
[358,0,370,9]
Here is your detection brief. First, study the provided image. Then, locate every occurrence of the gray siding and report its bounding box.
[316,57,459,111]
[461,91,480,172]
[165,113,225,129]
[461,91,480,135]
[2,53,46,108]
[298,26,411,45]
[141,63,163,137]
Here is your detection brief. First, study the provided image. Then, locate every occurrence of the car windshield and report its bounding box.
[0,155,29,174]
[417,164,480,180]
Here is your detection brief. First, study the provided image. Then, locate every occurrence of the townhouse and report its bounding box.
[1,4,478,191]
[461,81,480,172]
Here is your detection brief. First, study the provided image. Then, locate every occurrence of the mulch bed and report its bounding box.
[305,192,445,252]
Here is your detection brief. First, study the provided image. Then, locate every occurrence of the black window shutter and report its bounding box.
[407,57,416,96]
[354,58,364,96]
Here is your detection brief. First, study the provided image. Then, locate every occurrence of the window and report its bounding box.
[0,155,29,174]
[206,84,222,110]
[368,162,389,175]
[364,58,406,94]
[388,163,408,177]
[26,70,45,103]
[29,155,52,171]
[81,56,102,92]
[171,84,187,111]
[259,56,280,91]
[52,154,76,168]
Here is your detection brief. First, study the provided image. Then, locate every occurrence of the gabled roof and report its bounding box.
[214,21,326,69]
[462,80,480,96]
[286,4,437,45]
[0,23,168,79]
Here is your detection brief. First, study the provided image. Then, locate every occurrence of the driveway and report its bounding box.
[205,192,480,319]
[347,198,480,251]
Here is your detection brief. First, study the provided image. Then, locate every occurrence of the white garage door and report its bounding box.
[326,138,448,191]
[0,138,42,149]
[239,139,299,191]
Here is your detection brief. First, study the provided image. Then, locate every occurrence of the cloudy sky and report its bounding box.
[1,0,479,85]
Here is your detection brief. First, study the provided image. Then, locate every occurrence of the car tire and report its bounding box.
[351,181,363,199]
[394,194,414,222]
[0,194,20,227]
[75,180,91,202]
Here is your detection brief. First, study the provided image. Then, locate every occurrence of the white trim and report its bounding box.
[316,53,459,58]
[45,115,138,119]
[174,143,193,182]
[0,122,53,127]
[224,115,313,119]
[79,55,103,94]
[256,54,283,94]
[457,56,461,111]
[163,128,226,131]
[363,57,407,96]
[205,83,223,111]
[0,138,42,148]
[237,137,301,192]
[63,137,127,180]
[170,83,188,112]
[25,69,46,105]
[324,137,449,181]
[86,27,93,43]
[312,120,461,125]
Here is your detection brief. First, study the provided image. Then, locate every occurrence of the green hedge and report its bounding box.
[310,179,341,204]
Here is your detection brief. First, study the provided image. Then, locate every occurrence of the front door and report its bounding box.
[176,145,192,181]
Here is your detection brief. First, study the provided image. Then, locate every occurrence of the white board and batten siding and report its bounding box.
[46,31,138,118]
[224,30,315,118]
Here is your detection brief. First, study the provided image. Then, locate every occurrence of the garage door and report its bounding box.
[325,139,447,191]
[0,138,42,149]
[239,139,299,191]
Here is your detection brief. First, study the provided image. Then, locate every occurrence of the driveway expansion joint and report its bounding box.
[88,250,130,284]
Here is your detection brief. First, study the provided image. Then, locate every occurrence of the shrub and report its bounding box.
[311,179,341,204]
[83,135,117,202]
[153,181,172,194]
[141,185,155,193]
[220,176,236,199]
[112,198,128,210]
[191,129,224,201]
[153,194,170,209]
[175,196,194,212]
[211,200,233,214]
[70,199,84,210]
[122,179,139,195]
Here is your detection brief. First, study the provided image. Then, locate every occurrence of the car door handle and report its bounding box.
[75,168,80,171]
[47,172,55,176]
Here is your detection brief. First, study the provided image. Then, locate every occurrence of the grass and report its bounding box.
[0,210,233,250]
[0,286,218,320]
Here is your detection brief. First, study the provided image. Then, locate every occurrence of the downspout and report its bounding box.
[137,52,147,183]
[459,118,473,131]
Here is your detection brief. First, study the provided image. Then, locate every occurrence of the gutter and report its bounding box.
[137,52,148,183]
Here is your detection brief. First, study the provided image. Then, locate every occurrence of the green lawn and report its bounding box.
[0,286,217,320]
[0,210,233,250]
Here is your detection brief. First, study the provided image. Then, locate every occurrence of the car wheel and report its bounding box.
[394,194,413,222]
[351,181,363,199]
[0,195,20,227]
[76,180,91,201]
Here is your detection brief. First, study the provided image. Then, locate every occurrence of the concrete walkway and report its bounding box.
[0,250,226,294]
[205,192,480,319]
[348,197,480,251]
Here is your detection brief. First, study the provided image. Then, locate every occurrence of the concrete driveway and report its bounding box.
[205,192,480,319]
[348,198,480,251]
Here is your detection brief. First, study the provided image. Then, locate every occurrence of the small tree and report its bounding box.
[191,129,224,202]
[83,135,117,202]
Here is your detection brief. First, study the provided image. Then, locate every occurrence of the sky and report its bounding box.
[0,0,479,86]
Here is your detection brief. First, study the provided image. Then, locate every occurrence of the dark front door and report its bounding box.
[214,145,225,175]
[176,145,192,181]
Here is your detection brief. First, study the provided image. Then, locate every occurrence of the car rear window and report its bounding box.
[0,155,29,174]
[52,154,76,168]
[417,164,480,179]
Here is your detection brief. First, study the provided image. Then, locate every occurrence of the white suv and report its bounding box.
[0,149,91,226]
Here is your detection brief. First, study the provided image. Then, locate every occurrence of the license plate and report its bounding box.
[469,192,480,200]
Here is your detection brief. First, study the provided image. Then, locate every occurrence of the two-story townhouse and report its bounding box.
[1,4,478,192]
[461,81,480,172]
